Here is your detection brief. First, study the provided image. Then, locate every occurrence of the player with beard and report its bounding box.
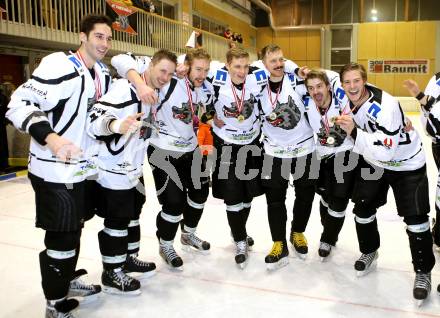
[6,15,112,317]
[336,63,435,305]
[303,69,354,261]
[87,49,177,293]
[112,48,213,270]
[257,45,317,269]
[209,48,266,269]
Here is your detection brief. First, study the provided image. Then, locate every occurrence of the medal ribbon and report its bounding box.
[267,81,281,111]
[184,77,197,117]
[75,50,102,100]
[141,72,160,121]
[231,80,246,118]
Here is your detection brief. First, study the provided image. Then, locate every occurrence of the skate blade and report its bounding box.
[266,257,289,271]
[68,293,100,305]
[126,270,156,280]
[356,261,377,277]
[181,244,210,255]
[294,250,307,260]
[236,259,248,270]
[102,286,141,296]
[320,256,329,262]
[416,299,425,307]
[165,262,184,272]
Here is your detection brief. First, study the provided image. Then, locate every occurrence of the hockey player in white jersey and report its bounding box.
[210,47,266,268]
[6,15,113,317]
[256,45,317,269]
[87,49,177,294]
[337,63,435,305]
[112,48,213,270]
[303,69,356,261]
[404,76,440,249]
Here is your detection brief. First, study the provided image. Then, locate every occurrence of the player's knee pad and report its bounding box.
[159,209,183,223]
[353,202,377,219]
[354,214,376,225]
[328,197,349,214]
[187,194,206,211]
[44,230,80,252]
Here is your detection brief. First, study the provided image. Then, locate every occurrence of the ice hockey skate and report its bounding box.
[181,231,211,254]
[290,232,308,260]
[159,239,184,271]
[413,272,431,306]
[354,251,378,277]
[231,233,254,251]
[318,242,333,262]
[45,298,79,318]
[67,269,101,304]
[265,241,289,271]
[124,254,156,279]
[101,267,141,296]
[432,218,440,251]
[235,239,249,269]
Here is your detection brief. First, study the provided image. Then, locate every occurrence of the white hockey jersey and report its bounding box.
[351,84,425,171]
[210,66,266,145]
[6,51,111,183]
[259,75,315,158]
[149,76,212,152]
[302,70,353,157]
[87,78,155,190]
[421,72,440,141]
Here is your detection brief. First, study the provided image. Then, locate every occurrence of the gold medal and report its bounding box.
[237,114,245,122]
[269,112,277,120]
[326,136,335,145]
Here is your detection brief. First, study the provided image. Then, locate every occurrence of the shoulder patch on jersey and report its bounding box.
[302,95,311,108]
[253,69,267,82]
[287,73,296,82]
[367,102,381,119]
[215,69,227,82]
[334,87,345,102]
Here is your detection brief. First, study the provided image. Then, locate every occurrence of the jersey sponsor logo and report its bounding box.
[302,96,310,107]
[265,95,301,130]
[254,69,267,83]
[222,94,256,120]
[215,70,227,82]
[335,87,345,102]
[436,78,440,87]
[367,102,381,120]
[22,82,48,99]
[383,138,393,148]
[68,56,82,68]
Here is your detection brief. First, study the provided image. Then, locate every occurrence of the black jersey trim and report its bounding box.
[57,75,85,136]
[31,71,79,85]
[29,152,87,164]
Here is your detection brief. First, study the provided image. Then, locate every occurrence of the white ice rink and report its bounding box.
[1,114,440,318]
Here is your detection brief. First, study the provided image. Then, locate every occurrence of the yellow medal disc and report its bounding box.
[237,114,245,122]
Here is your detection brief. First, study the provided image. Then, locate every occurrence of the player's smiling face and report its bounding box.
[188,58,210,87]
[306,78,331,109]
[342,70,366,103]
[226,57,249,85]
[263,49,284,78]
[148,58,176,89]
[80,23,112,64]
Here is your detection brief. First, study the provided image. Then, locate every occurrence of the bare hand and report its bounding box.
[298,66,311,79]
[403,79,421,98]
[213,114,225,128]
[335,115,355,136]
[45,133,82,161]
[111,112,144,134]
[136,82,158,105]
[176,63,189,79]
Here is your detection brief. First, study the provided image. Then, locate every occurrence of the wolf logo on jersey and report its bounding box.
[265,96,301,130]
[317,123,347,147]
[222,93,256,120]
[172,102,193,124]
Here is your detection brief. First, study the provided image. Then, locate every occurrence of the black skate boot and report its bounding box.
[45,298,79,318]
[246,235,255,250]
[101,267,141,295]
[354,251,378,277]
[181,231,211,254]
[124,254,156,279]
[265,241,289,271]
[432,218,440,250]
[290,231,308,260]
[159,239,184,270]
[67,269,101,304]
[413,272,431,306]
[235,240,249,269]
[318,242,333,262]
